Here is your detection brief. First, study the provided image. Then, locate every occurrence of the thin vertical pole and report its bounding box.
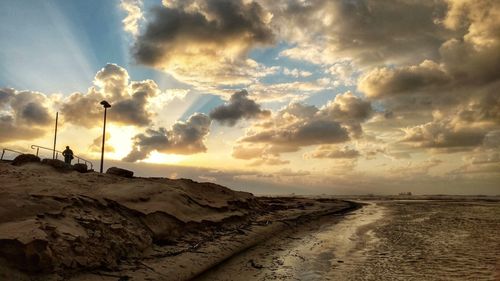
[53,112,58,159]
[100,108,107,173]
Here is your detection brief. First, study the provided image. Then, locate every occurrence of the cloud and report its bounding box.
[469,152,500,165]
[242,119,349,146]
[123,113,211,161]
[112,80,159,126]
[326,60,358,86]
[89,133,115,153]
[231,143,296,166]
[318,91,373,137]
[120,0,143,36]
[401,120,486,149]
[61,64,160,128]
[358,60,451,99]
[0,88,53,143]
[387,158,443,178]
[356,0,500,102]
[440,0,500,84]
[247,78,335,102]
[249,156,290,167]
[449,149,500,175]
[94,63,130,100]
[0,116,47,143]
[132,0,274,86]
[483,130,500,148]
[307,145,360,159]
[283,68,312,78]
[236,92,372,161]
[232,144,266,160]
[352,0,500,157]
[397,81,500,152]
[8,90,52,126]
[267,0,449,66]
[209,90,270,126]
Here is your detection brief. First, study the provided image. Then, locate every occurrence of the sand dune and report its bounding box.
[0,160,357,280]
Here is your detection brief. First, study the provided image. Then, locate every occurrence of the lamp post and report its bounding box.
[100,100,111,173]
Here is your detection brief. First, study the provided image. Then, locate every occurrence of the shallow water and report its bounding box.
[286,201,500,281]
[273,202,386,280]
[197,200,500,280]
[344,201,500,281]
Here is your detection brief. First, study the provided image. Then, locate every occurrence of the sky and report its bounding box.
[0,0,499,195]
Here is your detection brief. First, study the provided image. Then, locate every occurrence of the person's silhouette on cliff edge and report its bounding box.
[62,146,74,164]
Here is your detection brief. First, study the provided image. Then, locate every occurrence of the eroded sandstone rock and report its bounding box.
[106,167,133,178]
[11,154,40,166]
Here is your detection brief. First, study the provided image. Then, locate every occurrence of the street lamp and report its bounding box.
[100,100,111,173]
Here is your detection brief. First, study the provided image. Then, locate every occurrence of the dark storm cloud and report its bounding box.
[0,88,53,143]
[123,113,212,162]
[133,0,274,66]
[61,64,159,128]
[209,90,270,126]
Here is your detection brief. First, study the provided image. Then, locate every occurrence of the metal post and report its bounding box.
[100,107,107,173]
[99,100,111,173]
[53,112,58,159]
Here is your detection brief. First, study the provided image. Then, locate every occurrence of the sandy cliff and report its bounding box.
[0,160,357,280]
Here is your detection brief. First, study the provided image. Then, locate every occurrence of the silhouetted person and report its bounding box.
[62,146,74,164]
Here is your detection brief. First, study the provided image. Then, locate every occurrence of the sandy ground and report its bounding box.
[196,200,500,281]
[0,161,358,280]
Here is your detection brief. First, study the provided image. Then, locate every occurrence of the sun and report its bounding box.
[105,125,136,160]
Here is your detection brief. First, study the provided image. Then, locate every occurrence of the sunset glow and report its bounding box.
[1,0,499,195]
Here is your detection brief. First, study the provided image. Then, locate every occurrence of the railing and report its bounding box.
[31,145,94,170]
[1,148,25,161]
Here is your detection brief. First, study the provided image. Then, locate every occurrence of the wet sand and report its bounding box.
[196,200,500,281]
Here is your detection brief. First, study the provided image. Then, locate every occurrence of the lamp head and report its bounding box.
[100,100,111,108]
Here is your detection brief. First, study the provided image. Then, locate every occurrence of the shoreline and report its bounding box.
[194,201,377,281]
[194,200,500,281]
[70,199,362,281]
[0,161,361,281]
[192,199,362,279]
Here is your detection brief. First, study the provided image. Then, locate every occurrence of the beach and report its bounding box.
[196,199,500,281]
[1,160,499,280]
[0,160,359,280]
